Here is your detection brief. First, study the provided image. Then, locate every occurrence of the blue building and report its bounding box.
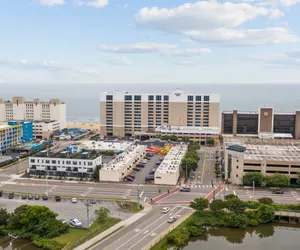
[8,121,33,143]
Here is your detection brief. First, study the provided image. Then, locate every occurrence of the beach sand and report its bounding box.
[67,122,100,131]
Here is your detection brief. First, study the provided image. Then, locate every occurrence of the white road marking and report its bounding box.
[144,230,149,234]
[139,191,144,198]
[226,188,228,191]
[233,191,237,196]
[134,229,141,233]
[144,197,147,202]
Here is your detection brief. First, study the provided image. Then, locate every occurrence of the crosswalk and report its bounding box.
[0,174,13,178]
[189,185,214,188]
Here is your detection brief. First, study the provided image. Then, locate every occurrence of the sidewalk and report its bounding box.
[74,203,152,250]
[150,187,179,204]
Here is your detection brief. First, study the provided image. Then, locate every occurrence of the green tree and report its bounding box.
[95,207,110,222]
[93,165,102,182]
[226,197,245,213]
[188,142,200,151]
[224,194,238,200]
[182,136,190,142]
[166,230,189,247]
[258,197,274,205]
[186,150,200,161]
[0,207,10,226]
[169,135,178,142]
[225,213,249,228]
[207,138,214,146]
[243,172,265,186]
[258,204,275,223]
[187,225,202,237]
[210,200,226,212]
[190,198,209,211]
[246,210,261,226]
[265,173,290,187]
[181,158,198,173]
[296,173,300,185]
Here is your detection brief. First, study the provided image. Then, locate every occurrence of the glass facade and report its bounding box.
[223,113,233,134]
[236,114,258,134]
[273,114,295,137]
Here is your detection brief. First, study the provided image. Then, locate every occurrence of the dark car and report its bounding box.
[272,190,284,194]
[89,199,97,204]
[180,187,191,192]
[35,195,40,200]
[21,194,28,199]
[0,190,3,197]
[145,176,154,181]
[43,195,48,200]
[8,193,14,199]
[28,194,33,200]
[55,196,61,202]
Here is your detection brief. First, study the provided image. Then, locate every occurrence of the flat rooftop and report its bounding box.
[81,140,132,152]
[156,144,188,174]
[101,145,147,172]
[156,126,219,135]
[224,138,300,162]
[32,148,102,160]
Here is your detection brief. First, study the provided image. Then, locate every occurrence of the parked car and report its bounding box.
[21,194,28,199]
[162,207,170,213]
[28,194,33,200]
[71,197,78,203]
[89,199,97,204]
[133,167,140,171]
[180,187,191,192]
[55,196,61,202]
[167,216,177,223]
[35,195,40,200]
[8,193,14,199]
[145,176,154,181]
[272,190,284,194]
[59,219,67,224]
[43,195,48,200]
[69,218,82,227]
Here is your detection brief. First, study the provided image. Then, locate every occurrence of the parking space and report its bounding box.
[0,194,134,228]
[132,154,161,184]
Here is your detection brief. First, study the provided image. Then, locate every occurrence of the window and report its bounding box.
[156,95,161,101]
[106,95,113,101]
[196,96,201,101]
[52,160,56,164]
[134,95,141,101]
[30,159,35,163]
[88,162,93,166]
[204,96,210,102]
[163,95,169,101]
[66,161,71,165]
[236,174,238,177]
[188,96,193,101]
[236,166,239,169]
[58,161,60,164]
[148,95,154,101]
[79,162,81,165]
[73,161,78,165]
[46,160,50,164]
[125,95,132,101]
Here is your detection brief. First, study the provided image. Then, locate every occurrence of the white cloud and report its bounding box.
[77,0,109,8]
[136,1,271,32]
[40,0,64,6]
[99,43,211,57]
[268,8,284,19]
[124,4,128,8]
[180,38,194,43]
[99,43,177,53]
[188,27,299,46]
[280,0,300,6]
[173,60,198,65]
[107,56,132,65]
[0,58,100,74]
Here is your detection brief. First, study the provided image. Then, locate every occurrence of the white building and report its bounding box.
[155,144,188,185]
[33,121,60,140]
[81,140,132,153]
[0,97,66,130]
[28,147,102,179]
[100,144,147,182]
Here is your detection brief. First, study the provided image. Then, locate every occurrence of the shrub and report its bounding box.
[33,238,65,250]
[258,197,274,205]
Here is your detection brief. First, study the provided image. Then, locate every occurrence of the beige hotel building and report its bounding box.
[100,89,220,137]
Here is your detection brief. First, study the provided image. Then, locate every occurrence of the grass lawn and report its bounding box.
[116,201,143,213]
[54,217,120,248]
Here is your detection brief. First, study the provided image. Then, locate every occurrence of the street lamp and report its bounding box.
[252,181,255,201]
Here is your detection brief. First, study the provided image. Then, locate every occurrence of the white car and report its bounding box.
[167,216,177,223]
[71,197,78,203]
[162,207,170,213]
[69,218,82,227]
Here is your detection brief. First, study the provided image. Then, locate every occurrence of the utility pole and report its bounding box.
[137,183,140,207]
[185,162,188,183]
[84,200,92,229]
[252,181,255,201]
[45,175,48,196]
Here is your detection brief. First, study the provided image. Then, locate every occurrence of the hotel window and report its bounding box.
[134,95,141,101]
[188,96,193,101]
[106,95,113,101]
[204,96,210,102]
[125,95,132,101]
[196,96,201,102]
[156,95,162,101]
[148,95,154,101]
[163,95,169,101]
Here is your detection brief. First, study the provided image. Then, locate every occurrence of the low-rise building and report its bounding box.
[0,124,22,154]
[81,140,132,153]
[224,138,300,185]
[155,125,220,145]
[155,144,188,185]
[8,121,33,142]
[100,144,147,182]
[28,147,102,179]
[33,121,60,140]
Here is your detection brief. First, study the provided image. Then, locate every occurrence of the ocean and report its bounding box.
[2,83,300,123]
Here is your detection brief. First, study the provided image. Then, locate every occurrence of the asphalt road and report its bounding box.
[91,205,193,250]
[0,196,133,228]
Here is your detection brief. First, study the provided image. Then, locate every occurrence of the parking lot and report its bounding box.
[0,194,134,228]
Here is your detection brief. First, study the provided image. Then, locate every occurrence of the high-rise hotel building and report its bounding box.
[100,89,220,137]
[0,97,66,130]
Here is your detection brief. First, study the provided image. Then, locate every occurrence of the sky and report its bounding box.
[0,0,299,85]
